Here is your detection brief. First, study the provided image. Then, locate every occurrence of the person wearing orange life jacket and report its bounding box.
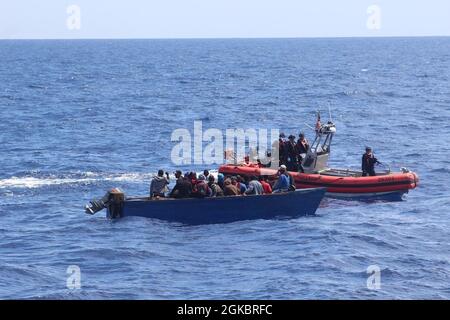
[192,174,212,198]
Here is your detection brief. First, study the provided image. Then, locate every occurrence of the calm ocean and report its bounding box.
[0,38,449,299]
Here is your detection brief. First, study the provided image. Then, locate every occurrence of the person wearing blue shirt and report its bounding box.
[236,175,248,194]
[272,165,290,193]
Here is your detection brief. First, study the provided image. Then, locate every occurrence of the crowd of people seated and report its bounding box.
[149,166,296,199]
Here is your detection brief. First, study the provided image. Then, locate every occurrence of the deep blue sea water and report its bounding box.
[0,38,449,299]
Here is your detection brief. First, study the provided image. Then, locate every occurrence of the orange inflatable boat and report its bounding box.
[219,118,419,201]
[218,164,419,201]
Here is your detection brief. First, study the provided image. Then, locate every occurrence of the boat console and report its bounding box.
[302,121,336,173]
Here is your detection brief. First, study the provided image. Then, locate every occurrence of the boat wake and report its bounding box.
[0,172,154,189]
[0,170,220,190]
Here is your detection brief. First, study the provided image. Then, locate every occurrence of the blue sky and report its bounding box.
[1,0,449,39]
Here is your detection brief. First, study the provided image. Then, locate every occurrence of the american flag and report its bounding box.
[315,112,322,132]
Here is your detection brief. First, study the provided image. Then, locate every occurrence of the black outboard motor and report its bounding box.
[85,188,124,218]
[85,193,110,215]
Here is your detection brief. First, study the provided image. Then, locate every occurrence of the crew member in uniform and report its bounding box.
[361,147,380,176]
[296,133,309,173]
[286,135,298,172]
[278,133,287,165]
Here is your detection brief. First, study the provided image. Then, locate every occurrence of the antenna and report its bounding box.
[328,103,333,123]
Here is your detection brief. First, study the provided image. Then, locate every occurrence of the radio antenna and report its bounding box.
[328,103,333,122]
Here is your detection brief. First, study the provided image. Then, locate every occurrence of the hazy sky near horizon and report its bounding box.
[0,0,449,39]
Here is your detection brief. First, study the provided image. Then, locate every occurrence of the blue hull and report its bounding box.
[107,188,326,225]
[325,190,407,202]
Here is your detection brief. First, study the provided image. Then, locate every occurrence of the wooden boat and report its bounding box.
[85,187,326,225]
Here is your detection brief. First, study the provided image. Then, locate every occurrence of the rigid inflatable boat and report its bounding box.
[219,164,418,201]
[219,121,419,201]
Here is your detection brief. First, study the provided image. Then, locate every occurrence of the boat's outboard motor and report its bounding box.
[85,188,125,218]
[85,192,110,215]
[106,188,125,219]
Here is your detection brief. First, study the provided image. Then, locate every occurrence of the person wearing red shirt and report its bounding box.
[259,176,273,194]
